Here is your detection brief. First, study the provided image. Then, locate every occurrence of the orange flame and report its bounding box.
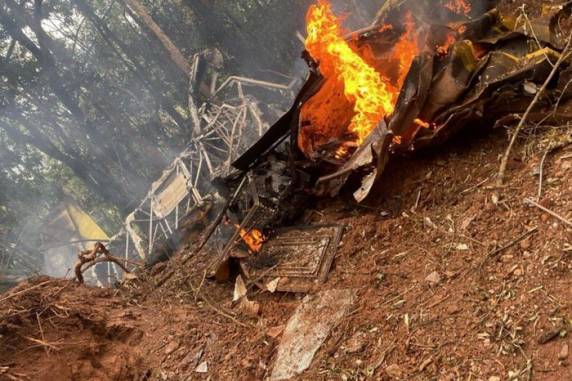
[235,225,266,253]
[413,118,431,129]
[394,11,418,86]
[444,0,471,16]
[436,32,457,55]
[304,0,398,146]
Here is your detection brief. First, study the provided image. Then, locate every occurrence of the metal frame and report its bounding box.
[107,66,296,268]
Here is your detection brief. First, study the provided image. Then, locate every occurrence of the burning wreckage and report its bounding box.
[90,0,572,292]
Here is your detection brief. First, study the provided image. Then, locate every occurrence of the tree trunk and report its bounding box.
[123,0,192,77]
[72,0,193,139]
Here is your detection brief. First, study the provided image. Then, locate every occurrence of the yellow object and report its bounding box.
[65,203,109,242]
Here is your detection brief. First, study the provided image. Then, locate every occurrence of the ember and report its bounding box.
[444,0,472,15]
[436,32,457,55]
[413,118,431,129]
[236,225,266,253]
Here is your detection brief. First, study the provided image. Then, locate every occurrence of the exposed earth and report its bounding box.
[1,2,572,381]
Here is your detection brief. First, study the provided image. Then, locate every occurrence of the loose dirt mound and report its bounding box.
[0,277,149,381]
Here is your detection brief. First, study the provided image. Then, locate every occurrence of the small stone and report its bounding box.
[558,343,569,360]
[266,325,285,339]
[164,341,179,355]
[519,239,531,250]
[456,243,469,251]
[489,377,500,381]
[345,332,366,354]
[195,361,208,373]
[425,271,442,285]
[386,364,402,378]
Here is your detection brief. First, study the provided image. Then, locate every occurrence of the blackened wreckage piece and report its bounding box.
[111,0,572,292]
[197,0,572,289]
[233,0,572,203]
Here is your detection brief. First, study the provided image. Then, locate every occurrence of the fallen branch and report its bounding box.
[74,243,130,284]
[479,227,538,268]
[524,198,572,228]
[496,32,572,189]
[537,148,550,200]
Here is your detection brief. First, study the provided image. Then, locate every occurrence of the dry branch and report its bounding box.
[496,32,572,189]
[74,242,130,284]
[524,198,572,228]
[0,280,55,304]
[479,227,538,269]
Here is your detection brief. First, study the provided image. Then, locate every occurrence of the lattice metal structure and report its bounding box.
[109,63,297,264]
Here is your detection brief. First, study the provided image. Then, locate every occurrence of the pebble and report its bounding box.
[558,343,569,360]
[195,361,208,373]
[164,341,179,355]
[385,364,402,378]
[344,332,366,354]
[425,271,442,285]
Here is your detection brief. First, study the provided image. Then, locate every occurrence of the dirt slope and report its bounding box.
[1,126,570,381]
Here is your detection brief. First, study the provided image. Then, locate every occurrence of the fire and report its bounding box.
[304,0,398,146]
[235,225,266,253]
[436,32,457,55]
[394,11,418,86]
[444,0,471,16]
[413,118,431,129]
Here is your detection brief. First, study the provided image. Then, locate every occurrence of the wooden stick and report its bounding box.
[537,148,550,200]
[496,33,572,189]
[525,198,572,228]
[479,227,538,268]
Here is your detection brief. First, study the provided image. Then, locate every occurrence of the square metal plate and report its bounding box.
[241,225,344,293]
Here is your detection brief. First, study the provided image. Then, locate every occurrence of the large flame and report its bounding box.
[300,1,419,158]
[304,0,398,146]
[394,11,418,86]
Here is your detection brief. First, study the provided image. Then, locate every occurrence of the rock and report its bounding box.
[181,348,203,370]
[266,325,285,339]
[239,297,260,318]
[233,275,247,302]
[195,361,208,373]
[425,271,442,286]
[344,332,366,354]
[164,341,179,355]
[558,343,569,360]
[488,377,500,381]
[455,243,469,251]
[519,239,531,250]
[385,364,403,378]
[266,278,280,293]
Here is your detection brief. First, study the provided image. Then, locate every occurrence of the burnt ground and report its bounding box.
[1,124,571,381]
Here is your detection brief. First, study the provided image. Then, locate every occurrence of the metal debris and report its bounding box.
[270,289,355,381]
[240,225,344,293]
